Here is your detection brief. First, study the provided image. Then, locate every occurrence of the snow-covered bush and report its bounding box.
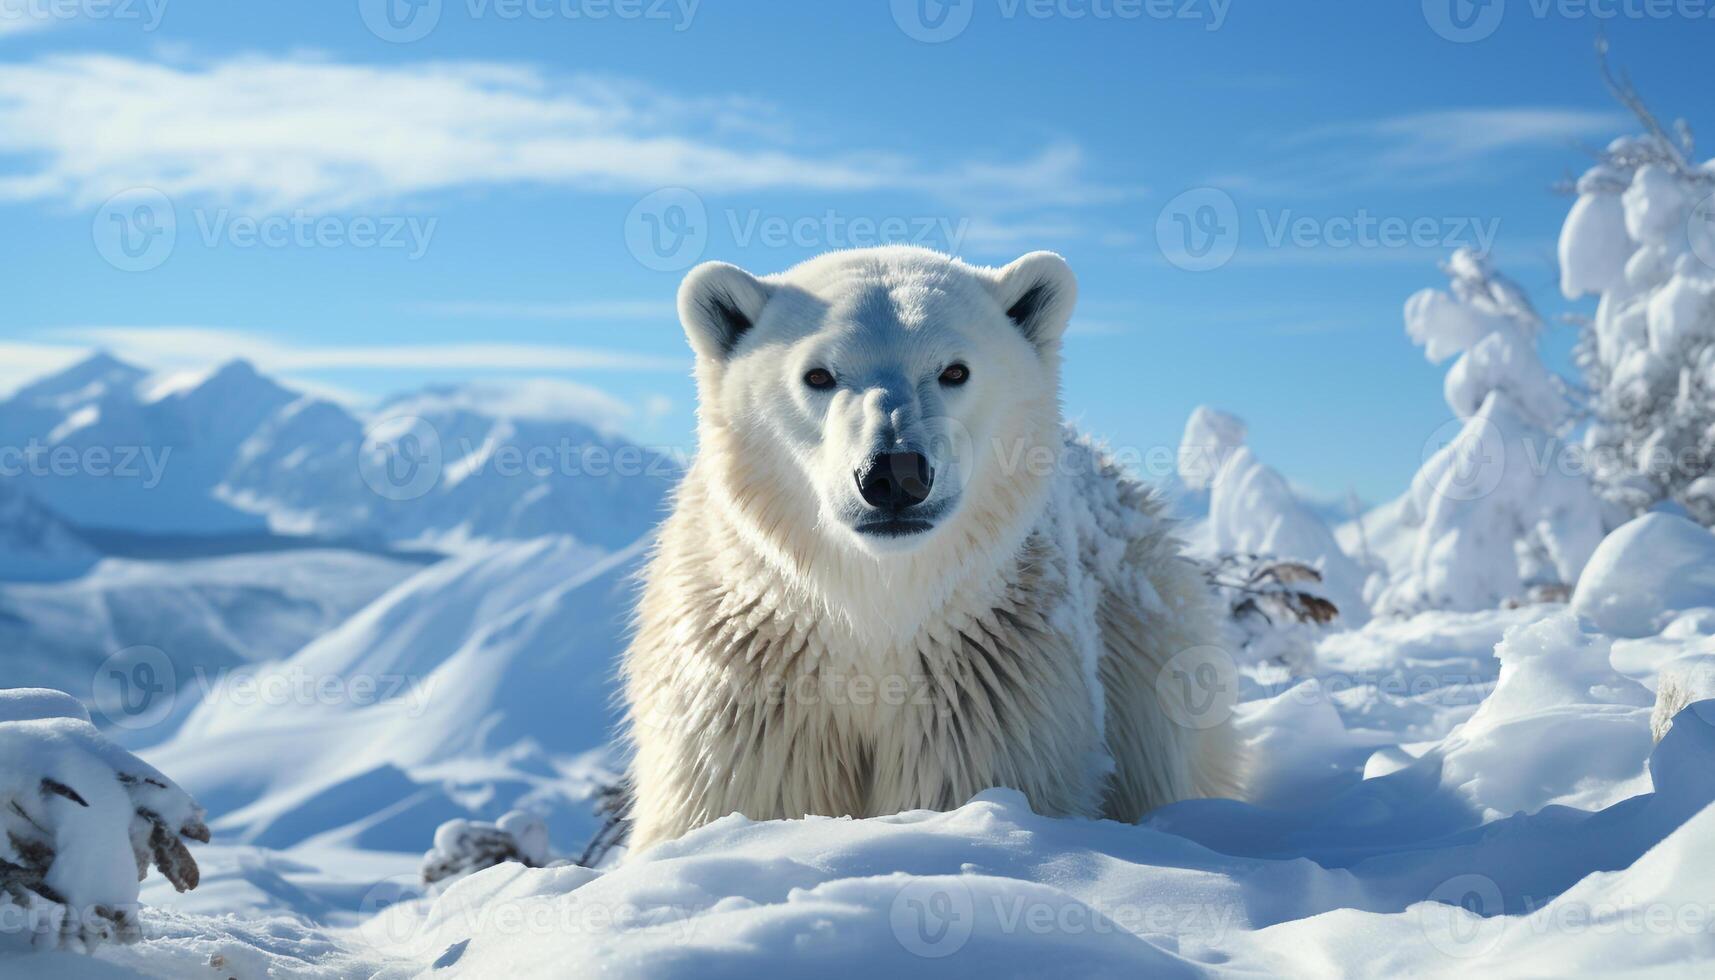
[1202,554,1339,673]
[1561,46,1715,526]
[1378,250,1606,614]
[0,689,207,953]
[1179,407,1367,623]
[421,810,552,888]
[1177,406,1365,666]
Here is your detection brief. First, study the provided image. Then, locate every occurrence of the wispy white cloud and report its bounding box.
[1206,107,1627,195]
[410,299,674,321]
[27,326,687,376]
[0,52,1126,226]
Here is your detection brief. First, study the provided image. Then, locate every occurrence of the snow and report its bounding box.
[0,690,207,954]
[144,536,635,859]
[1175,405,1246,492]
[3,571,1708,976]
[0,550,419,746]
[1557,136,1715,526]
[1572,513,1715,638]
[1381,391,1605,614]
[1559,191,1632,299]
[1179,407,1368,626]
[1376,251,1605,614]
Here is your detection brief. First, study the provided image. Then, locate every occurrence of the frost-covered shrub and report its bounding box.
[1178,406,1364,666]
[421,810,551,888]
[1560,49,1715,526]
[1179,406,1368,625]
[1203,554,1338,673]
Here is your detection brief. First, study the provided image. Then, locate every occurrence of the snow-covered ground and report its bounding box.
[7,593,1715,977]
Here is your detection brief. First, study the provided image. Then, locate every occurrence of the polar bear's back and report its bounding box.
[1057,431,1246,815]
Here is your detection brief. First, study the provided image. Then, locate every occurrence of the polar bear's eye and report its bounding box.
[939,363,970,386]
[803,368,836,391]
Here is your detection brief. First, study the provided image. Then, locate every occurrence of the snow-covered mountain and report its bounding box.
[0,549,421,745]
[148,536,639,856]
[219,381,676,552]
[0,356,297,534]
[0,353,676,554]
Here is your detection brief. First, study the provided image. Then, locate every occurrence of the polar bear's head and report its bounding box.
[678,246,1075,559]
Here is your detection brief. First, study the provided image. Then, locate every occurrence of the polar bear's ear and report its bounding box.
[678,261,772,362]
[988,251,1078,351]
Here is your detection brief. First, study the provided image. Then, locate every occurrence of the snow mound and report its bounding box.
[1573,513,1715,638]
[364,697,1715,977]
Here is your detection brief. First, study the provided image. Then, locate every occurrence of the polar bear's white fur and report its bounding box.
[622,246,1243,853]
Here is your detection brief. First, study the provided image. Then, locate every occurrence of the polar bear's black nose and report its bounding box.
[856,452,934,511]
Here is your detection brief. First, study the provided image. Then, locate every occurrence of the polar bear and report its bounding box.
[622,246,1243,853]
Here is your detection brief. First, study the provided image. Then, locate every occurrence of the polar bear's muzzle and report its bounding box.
[852,450,944,538]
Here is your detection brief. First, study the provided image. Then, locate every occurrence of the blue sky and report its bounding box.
[2,0,1711,502]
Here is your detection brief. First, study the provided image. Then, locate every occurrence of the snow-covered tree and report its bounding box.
[1561,43,1715,526]
[1378,250,1606,614]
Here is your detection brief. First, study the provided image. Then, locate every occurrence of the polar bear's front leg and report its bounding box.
[625,659,869,854]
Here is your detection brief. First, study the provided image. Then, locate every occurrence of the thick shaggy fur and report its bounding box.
[622,247,1243,853]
